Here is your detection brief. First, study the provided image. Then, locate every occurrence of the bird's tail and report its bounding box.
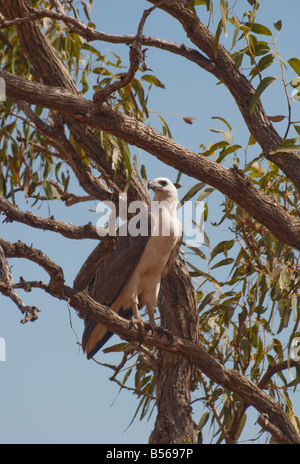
[82,308,133,359]
[82,319,113,359]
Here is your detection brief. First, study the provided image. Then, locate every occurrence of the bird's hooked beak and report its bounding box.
[148,180,162,191]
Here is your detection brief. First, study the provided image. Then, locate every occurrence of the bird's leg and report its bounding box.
[147,307,156,330]
[130,303,155,337]
[130,303,145,333]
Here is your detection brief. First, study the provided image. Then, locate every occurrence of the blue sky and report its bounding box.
[0,0,300,444]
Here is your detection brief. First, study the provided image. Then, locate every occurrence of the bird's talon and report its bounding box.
[144,322,154,335]
[154,326,174,344]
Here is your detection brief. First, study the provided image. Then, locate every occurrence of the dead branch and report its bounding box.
[0,245,39,322]
[0,238,64,297]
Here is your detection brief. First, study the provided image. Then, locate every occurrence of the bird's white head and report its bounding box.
[148,177,178,203]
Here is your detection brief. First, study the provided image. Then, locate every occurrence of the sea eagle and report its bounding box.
[82,177,182,359]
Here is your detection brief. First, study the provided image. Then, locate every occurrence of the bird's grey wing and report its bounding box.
[89,216,152,305]
[82,213,152,358]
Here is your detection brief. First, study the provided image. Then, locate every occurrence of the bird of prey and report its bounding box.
[82,177,182,359]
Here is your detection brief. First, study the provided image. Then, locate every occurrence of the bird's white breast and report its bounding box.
[113,204,182,311]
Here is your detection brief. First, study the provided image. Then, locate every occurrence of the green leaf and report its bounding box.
[256,53,275,73]
[220,0,228,37]
[140,164,147,181]
[273,20,282,32]
[214,19,223,58]
[199,291,216,312]
[201,141,229,157]
[102,342,130,353]
[250,23,272,36]
[269,145,300,155]
[288,58,300,76]
[210,239,235,261]
[211,116,232,131]
[249,76,276,114]
[179,182,205,205]
[50,183,61,201]
[291,77,300,88]
[196,411,210,432]
[194,0,211,9]
[211,258,235,269]
[197,187,214,202]
[216,144,242,164]
[249,0,260,26]
[141,75,165,89]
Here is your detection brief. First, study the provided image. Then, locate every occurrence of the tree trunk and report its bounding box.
[149,257,198,444]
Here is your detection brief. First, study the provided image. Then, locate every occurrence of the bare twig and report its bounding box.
[93,0,179,107]
[258,359,300,390]
[51,0,65,15]
[0,245,39,323]
[0,238,64,297]
[0,5,213,73]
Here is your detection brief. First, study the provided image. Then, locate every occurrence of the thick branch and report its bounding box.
[257,413,291,445]
[2,69,300,251]
[148,0,300,191]
[0,195,103,240]
[1,235,299,443]
[58,283,300,444]
[0,0,148,205]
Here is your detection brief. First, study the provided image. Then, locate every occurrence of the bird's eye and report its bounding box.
[159,180,168,187]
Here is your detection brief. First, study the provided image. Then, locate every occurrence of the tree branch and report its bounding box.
[0,238,64,297]
[0,244,40,322]
[1,235,299,443]
[58,282,300,444]
[0,195,103,240]
[257,413,291,444]
[2,69,300,251]
[16,101,115,204]
[0,6,214,72]
[258,359,300,390]
[93,0,177,106]
[0,0,148,206]
[147,0,300,191]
